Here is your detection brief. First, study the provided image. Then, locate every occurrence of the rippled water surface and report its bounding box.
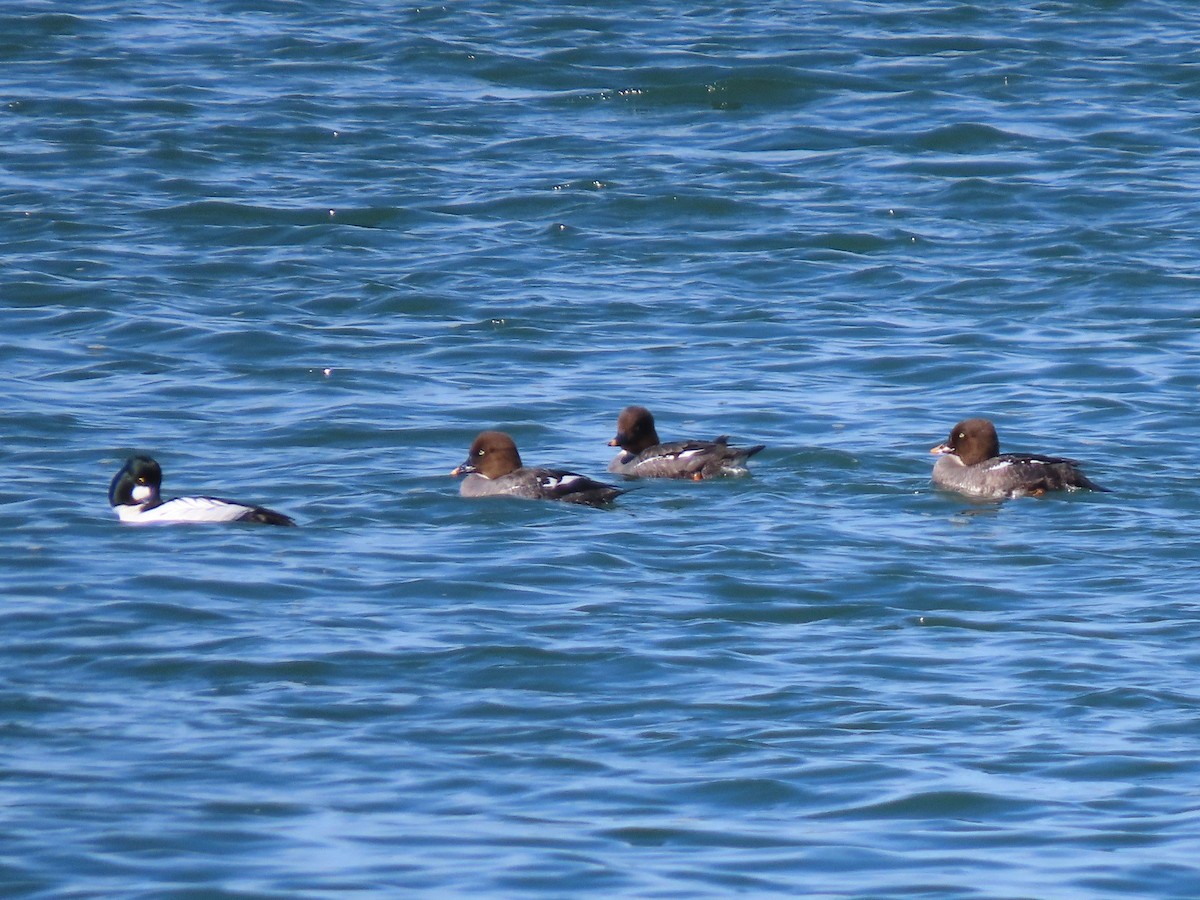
[4,1,1200,895]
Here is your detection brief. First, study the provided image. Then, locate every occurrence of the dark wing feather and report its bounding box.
[534,470,625,506]
[207,496,297,526]
[993,454,1109,494]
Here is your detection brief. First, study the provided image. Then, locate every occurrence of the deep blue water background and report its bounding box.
[4,1,1200,895]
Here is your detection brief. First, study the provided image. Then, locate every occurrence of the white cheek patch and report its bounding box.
[131,484,154,502]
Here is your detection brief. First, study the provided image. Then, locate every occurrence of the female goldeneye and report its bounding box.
[451,431,625,507]
[109,455,296,525]
[930,418,1108,499]
[607,405,765,480]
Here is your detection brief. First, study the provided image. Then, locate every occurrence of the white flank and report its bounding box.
[117,497,252,525]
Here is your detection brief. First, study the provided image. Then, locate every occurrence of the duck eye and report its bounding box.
[476,448,485,456]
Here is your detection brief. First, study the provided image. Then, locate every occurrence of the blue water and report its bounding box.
[4,1,1200,895]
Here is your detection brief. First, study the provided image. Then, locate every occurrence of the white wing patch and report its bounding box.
[985,460,1014,471]
[539,473,584,491]
[117,497,252,525]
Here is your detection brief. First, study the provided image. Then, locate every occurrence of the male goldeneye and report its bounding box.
[451,431,625,507]
[607,405,765,480]
[109,455,296,525]
[930,418,1108,499]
